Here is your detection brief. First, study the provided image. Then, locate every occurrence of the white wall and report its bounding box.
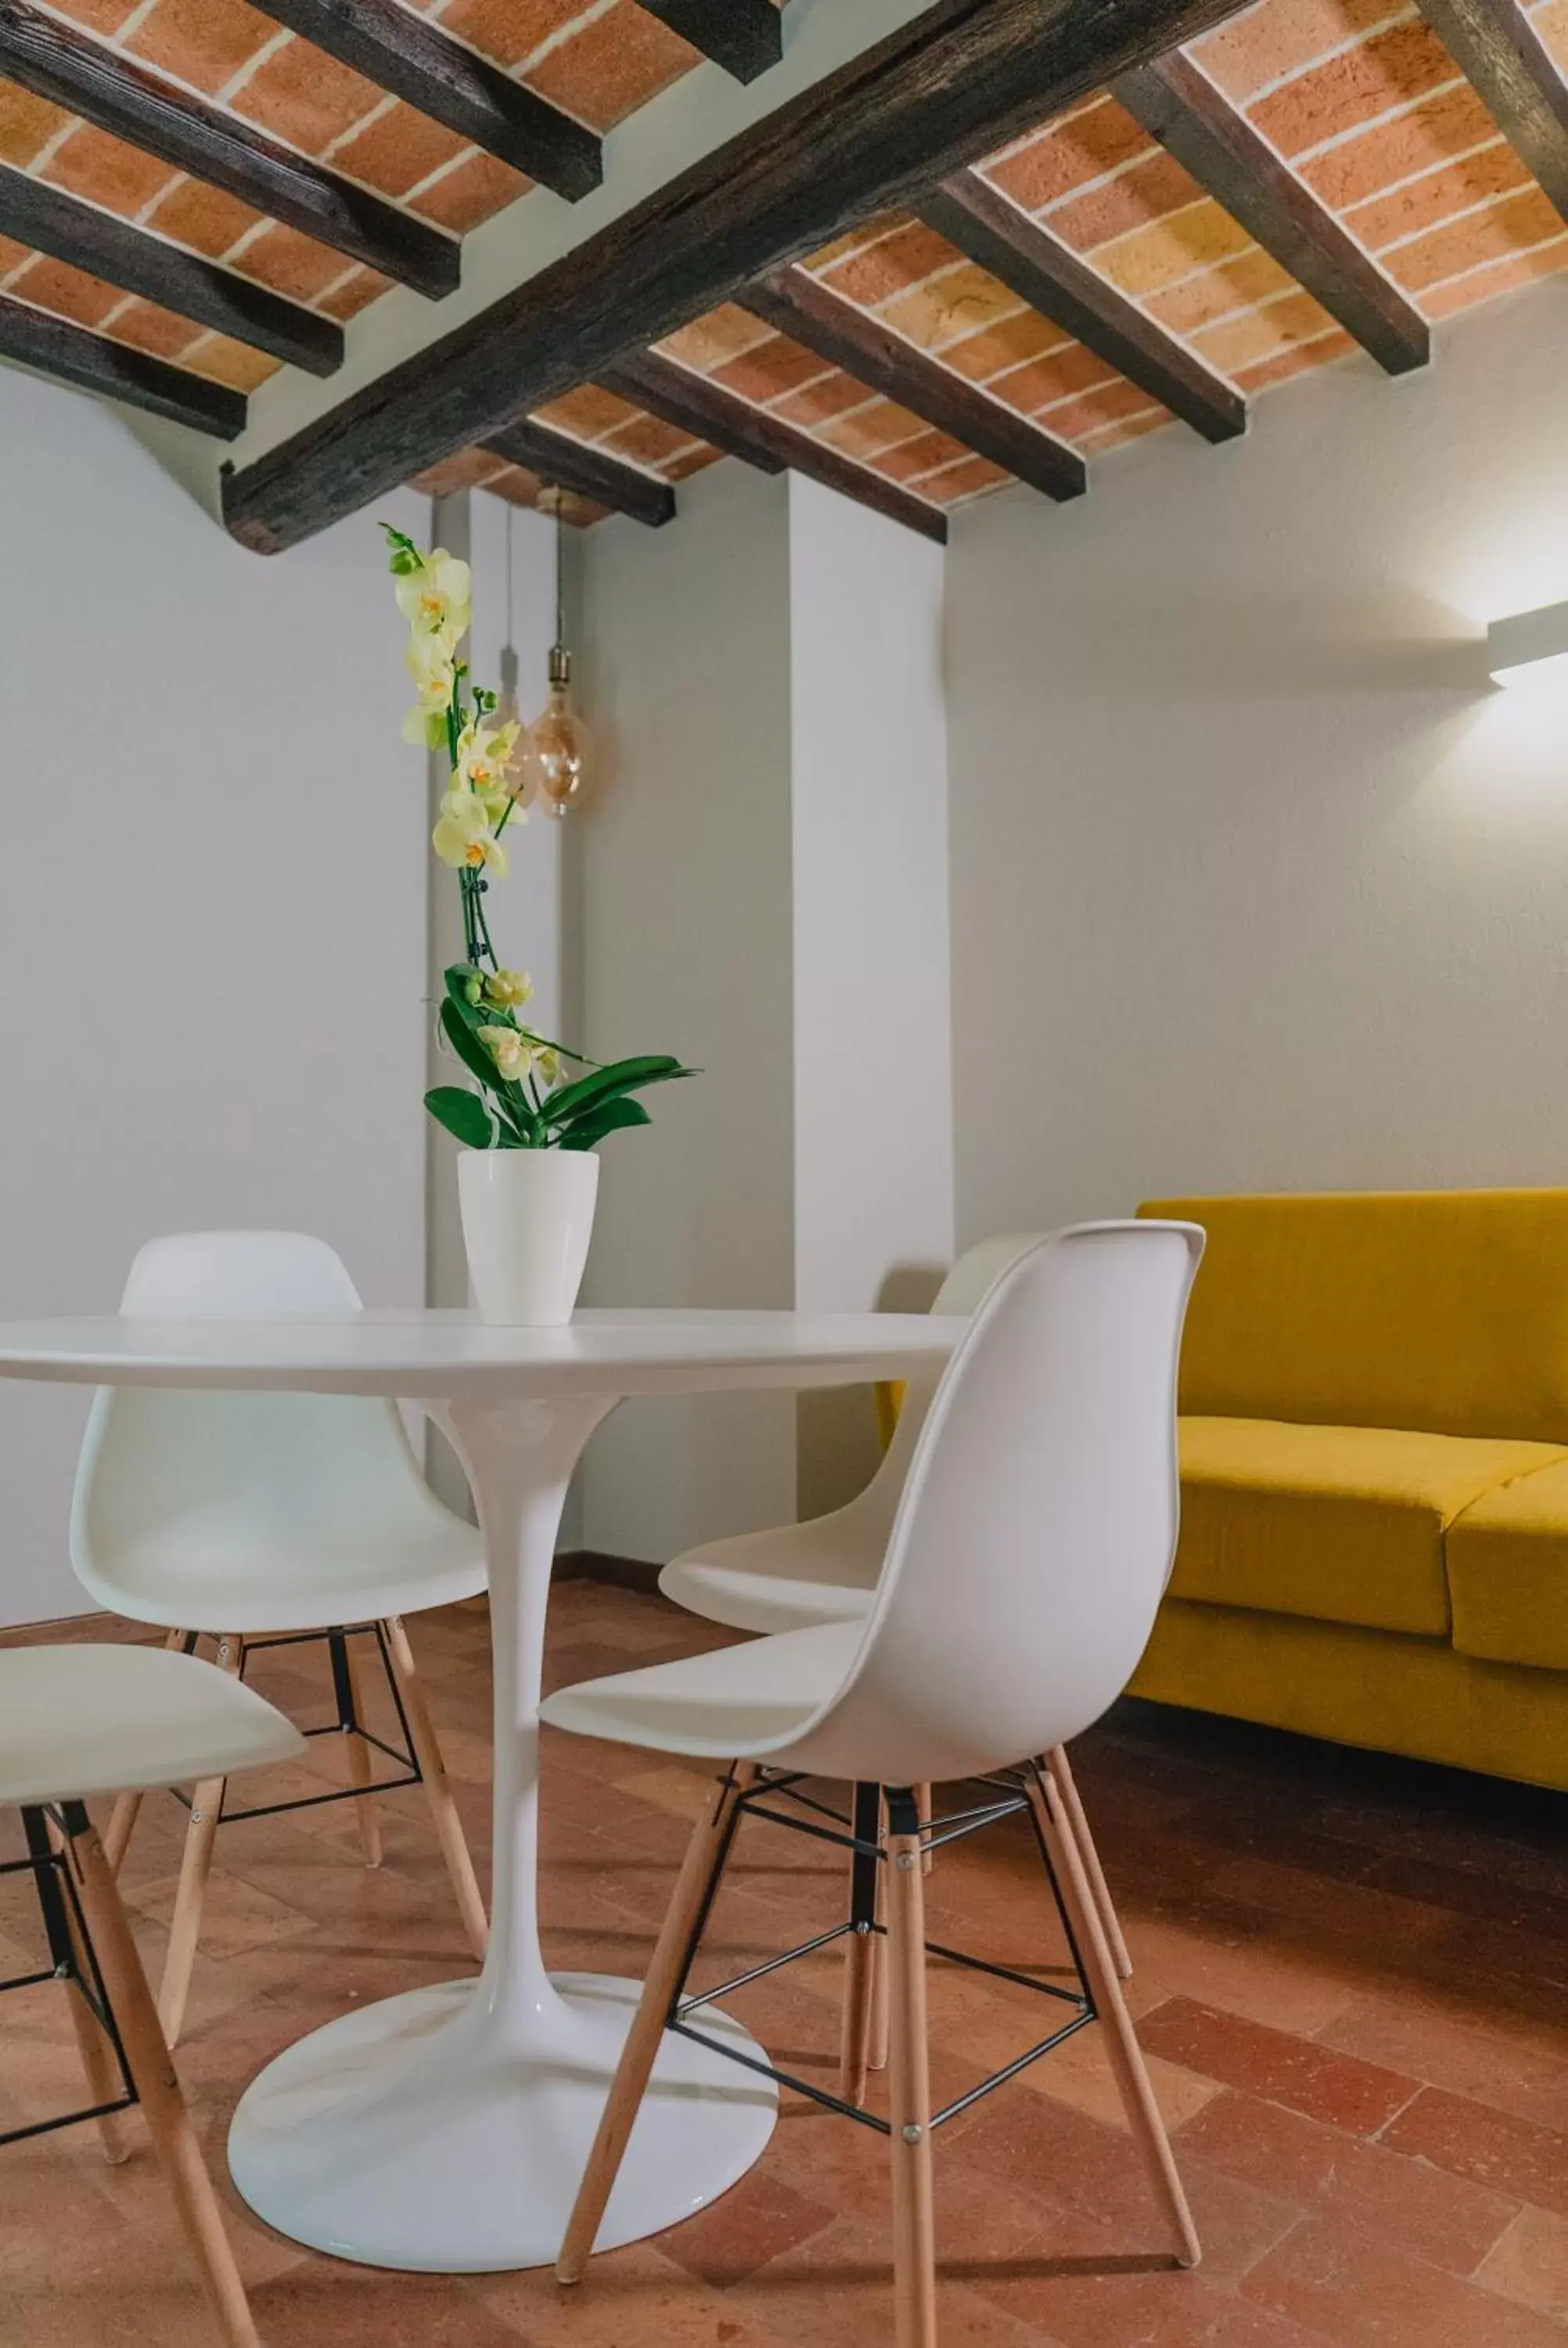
[576,463,800,1561]
[0,367,430,1623]
[944,282,1568,1244]
[574,462,954,1560]
[788,474,954,1510]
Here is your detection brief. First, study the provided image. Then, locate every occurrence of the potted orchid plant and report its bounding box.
[385,523,692,1322]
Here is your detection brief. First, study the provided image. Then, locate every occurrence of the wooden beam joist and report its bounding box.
[916,168,1245,443]
[1415,0,1568,222]
[637,0,783,84]
[739,264,1087,500]
[0,163,343,376]
[250,0,601,200]
[597,349,786,471]
[0,0,459,300]
[0,286,246,436]
[484,418,677,526]
[1114,52,1429,375]
[608,348,947,535]
[223,0,1254,551]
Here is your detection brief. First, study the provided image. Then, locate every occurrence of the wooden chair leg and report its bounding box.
[1046,1745,1132,1982]
[886,1790,937,2348]
[383,1615,488,1961]
[61,1809,260,2348]
[334,1630,382,1870]
[1028,1769,1199,2268]
[103,1631,189,1875]
[557,1762,756,2286]
[158,1635,240,2050]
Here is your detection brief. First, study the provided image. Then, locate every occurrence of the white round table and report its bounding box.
[0,1305,962,2273]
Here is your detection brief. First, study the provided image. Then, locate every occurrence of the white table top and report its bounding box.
[0,1305,966,1399]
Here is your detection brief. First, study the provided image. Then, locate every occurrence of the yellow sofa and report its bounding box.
[1131,1188,1568,1792]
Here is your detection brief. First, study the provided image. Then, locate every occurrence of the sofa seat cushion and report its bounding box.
[1447,1460,1568,1670]
[1173,1418,1565,1636]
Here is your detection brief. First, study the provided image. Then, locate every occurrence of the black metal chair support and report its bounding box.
[663,1767,1099,2137]
[0,1802,136,2149]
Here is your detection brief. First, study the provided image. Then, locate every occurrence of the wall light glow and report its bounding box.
[1488,601,1568,690]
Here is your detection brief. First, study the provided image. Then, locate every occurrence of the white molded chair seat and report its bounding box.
[0,1642,306,1807]
[545,1224,1206,2346]
[2,1643,305,2347]
[660,1235,1040,1636]
[544,1620,862,1760]
[72,1230,484,1637]
[70,1230,491,2045]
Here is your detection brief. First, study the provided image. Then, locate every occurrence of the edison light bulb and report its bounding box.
[521,644,592,819]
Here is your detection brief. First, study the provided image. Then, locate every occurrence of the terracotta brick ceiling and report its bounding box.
[2,0,1566,529]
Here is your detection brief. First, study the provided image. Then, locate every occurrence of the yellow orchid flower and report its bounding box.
[455,716,523,820]
[534,1046,562,1089]
[477,1025,534,1083]
[396,547,472,646]
[482,968,533,1008]
[432,787,509,877]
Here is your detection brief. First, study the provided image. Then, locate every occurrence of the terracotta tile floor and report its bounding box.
[2,1579,1567,2346]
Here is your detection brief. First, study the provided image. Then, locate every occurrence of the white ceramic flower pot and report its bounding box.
[457,1147,600,1327]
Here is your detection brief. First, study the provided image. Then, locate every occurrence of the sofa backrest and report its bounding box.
[1138,1188,1568,1442]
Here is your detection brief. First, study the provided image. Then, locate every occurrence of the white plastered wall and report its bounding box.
[943,283,1568,1241]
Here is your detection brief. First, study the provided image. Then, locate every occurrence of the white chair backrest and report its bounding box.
[800,1221,1203,1787]
[847,1235,1044,1535]
[71,1233,456,1617]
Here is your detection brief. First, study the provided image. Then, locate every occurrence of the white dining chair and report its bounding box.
[660,1233,1135,2003]
[543,1222,1205,2348]
[71,1230,490,2045]
[0,1640,305,2346]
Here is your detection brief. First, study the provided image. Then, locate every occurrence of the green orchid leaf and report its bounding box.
[557,1097,653,1151]
[425,1086,503,1150]
[542,1056,693,1129]
[437,996,506,1092]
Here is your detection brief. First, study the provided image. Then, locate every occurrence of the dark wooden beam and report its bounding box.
[0,286,246,435]
[0,0,459,299]
[250,0,601,200]
[484,418,676,526]
[0,162,343,376]
[1414,0,1568,223]
[597,349,786,470]
[916,168,1245,443]
[740,264,1086,500]
[637,0,782,83]
[1114,52,1429,375]
[611,348,948,535]
[222,0,1253,551]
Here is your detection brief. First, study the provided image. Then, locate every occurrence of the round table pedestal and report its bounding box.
[228,1971,776,2272]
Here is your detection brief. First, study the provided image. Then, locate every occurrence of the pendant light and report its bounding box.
[520,488,594,819]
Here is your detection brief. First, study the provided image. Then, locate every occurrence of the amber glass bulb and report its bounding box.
[521,645,592,819]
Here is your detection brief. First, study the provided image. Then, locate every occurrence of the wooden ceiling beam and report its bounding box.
[1414,0,1568,222]
[0,286,246,435]
[0,162,343,376]
[483,418,677,525]
[249,0,601,200]
[916,167,1245,443]
[1114,52,1429,375]
[222,0,1253,551]
[606,347,947,535]
[739,264,1086,500]
[0,0,459,299]
[596,349,786,471]
[637,0,783,84]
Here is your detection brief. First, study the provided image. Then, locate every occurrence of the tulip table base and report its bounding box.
[227,1971,775,2271]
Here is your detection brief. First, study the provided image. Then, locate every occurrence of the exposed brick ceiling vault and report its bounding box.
[2,0,1565,540]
